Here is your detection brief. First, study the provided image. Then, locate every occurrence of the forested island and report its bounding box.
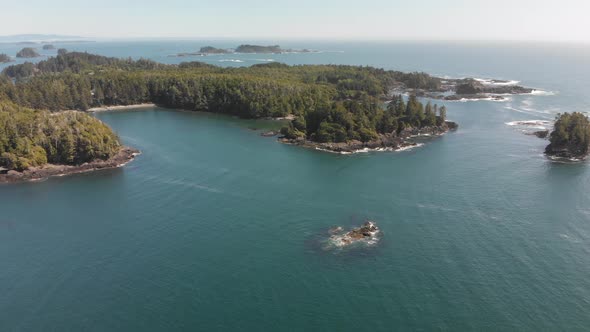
[235,44,283,53]
[42,44,56,50]
[16,47,40,58]
[0,50,457,156]
[199,46,229,54]
[545,112,590,161]
[0,54,11,63]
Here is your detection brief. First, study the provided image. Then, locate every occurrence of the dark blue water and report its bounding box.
[1,41,590,331]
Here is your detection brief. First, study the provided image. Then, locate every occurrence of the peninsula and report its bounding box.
[0,101,138,183]
[0,51,458,155]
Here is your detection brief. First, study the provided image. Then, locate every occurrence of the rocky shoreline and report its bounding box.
[280,121,458,154]
[544,145,588,161]
[400,77,535,101]
[0,147,140,184]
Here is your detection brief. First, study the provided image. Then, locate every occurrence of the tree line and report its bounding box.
[546,112,590,158]
[0,101,121,171]
[0,51,450,153]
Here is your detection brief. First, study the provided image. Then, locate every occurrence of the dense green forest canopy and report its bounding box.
[0,101,121,171]
[0,51,448,148]
[546,112,590,158]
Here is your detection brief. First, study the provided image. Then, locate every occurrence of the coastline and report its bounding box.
[86,103,156,112]
[280,121,458,154]
[0,147,140,184]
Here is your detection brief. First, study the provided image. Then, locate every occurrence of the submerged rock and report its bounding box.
[327,221,381,248]
[531,130,549,139]
[260,130,279,137]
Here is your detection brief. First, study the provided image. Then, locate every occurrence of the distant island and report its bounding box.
[173,44,316,57]
[235,44,283,53]
[16,47,40,58]
[199,46,229,54]
[0,54,11,63]
[42,44,56,50]
[545,112,590,161]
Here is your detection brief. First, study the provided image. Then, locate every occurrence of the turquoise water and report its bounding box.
[2,42,590,331]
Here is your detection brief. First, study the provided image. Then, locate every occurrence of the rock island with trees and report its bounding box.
[16,47,40,58]
[545,112,590,160]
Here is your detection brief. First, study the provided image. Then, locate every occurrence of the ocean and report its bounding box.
[1,40,590,331]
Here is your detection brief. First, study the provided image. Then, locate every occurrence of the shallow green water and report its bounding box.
[2,42,590,331]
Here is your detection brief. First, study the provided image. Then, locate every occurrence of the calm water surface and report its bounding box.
[1,41,590,331]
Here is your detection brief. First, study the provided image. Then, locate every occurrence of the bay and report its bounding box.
[1,41,590,331]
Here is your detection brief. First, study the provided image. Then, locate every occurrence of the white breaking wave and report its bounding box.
[530,89,557,96]
[505,120,552,126]
[395,143,425,152]
[473,78,521,86]
[505,119,553,131]
[446,96,511,103]
[314,143,424,155]
[255,58,276,62]
[218,59,244,63]
[504,106,553,119]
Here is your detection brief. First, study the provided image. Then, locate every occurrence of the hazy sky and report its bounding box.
[2,0,589,41]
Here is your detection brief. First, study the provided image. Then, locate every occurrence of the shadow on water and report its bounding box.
[544,158,589,177]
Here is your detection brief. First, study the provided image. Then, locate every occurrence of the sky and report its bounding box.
[2,0,589,42]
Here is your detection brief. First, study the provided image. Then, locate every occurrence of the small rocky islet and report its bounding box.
[405,77,534,101]
[325,221,381,249]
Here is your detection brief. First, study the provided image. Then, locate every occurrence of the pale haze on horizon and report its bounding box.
[2,0,590,42]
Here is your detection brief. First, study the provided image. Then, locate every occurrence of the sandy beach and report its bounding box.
[86,103,156,112]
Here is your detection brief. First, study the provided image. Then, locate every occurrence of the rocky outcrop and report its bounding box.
[529,130,549,139]
[260,130,279,137]
[545,143,588,161]
[328,221,381,247]
[404,77,535,101]
[0,147,140,184]
[444,94,505,101]
[455,79,533,95]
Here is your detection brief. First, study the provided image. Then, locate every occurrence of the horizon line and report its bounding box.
[1,34,589,45]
